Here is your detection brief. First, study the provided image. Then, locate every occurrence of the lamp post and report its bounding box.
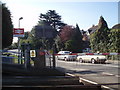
[18,17,23,64]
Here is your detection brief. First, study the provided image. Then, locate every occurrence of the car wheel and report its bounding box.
[79,58,83,63]
[57,56,59,60]
[64,57,67,61]
[91,59,95,64]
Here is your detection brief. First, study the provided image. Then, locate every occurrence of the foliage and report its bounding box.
[64,40,75,51]
[21,32,30,39]
[19,32,31,48]
[19,10,89,52]
[23,10,66,50]
[108,29,120,53]
[2,4,13,49]
[39,10,66,30]
[8,42,18,49]
[59,25,75,42]
[90,16,110,53]
[55,24,83,52]
[73,24,83,52]
[56,25,75,51]
[27,28,42,49]
[55,35,64,51]
[90,16,120,55]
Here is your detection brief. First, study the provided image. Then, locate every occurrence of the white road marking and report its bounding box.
[102,64,119,68]
[115,75,120,77]
[102,72,114,76]
[65,60,119,68]
[79,77,115,90]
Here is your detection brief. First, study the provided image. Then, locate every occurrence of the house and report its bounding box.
[88,25,98,34]
[112,24,120,29]
[88,16,108,34]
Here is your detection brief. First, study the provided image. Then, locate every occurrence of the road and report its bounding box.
[46,57,120,90]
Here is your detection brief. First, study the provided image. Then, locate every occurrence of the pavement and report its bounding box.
[106,60,120,64]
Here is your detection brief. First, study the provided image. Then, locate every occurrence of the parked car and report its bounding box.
[57,51,77,61]
[77,55,107,64]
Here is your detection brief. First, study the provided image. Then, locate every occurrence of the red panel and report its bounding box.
[13,28,24,35]
[86,53,94,55]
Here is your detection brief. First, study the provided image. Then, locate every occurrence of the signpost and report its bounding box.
[13,28,24,37]
[30,50,36,57]
[13,28,24,64]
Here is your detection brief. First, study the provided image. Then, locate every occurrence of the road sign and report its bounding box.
[13,28,24,37]
[30,50,36,57]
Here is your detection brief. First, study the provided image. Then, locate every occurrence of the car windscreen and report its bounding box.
[64,52,70,54]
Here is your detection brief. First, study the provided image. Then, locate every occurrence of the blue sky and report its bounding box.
[1,0,119,42]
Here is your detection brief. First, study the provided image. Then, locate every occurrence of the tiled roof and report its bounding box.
[88,25,98,34]
[112,24,120,29]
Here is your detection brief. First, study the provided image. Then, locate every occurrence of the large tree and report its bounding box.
[32,10,66,49]
[2,4,13,49]
[18,10,66,50]
[27,27,43,49]
[73,24,83,52]
[56,24,83,52]
[108,29,120,53]
[59,25,75,42]
[90,16,110,53]
[39,10,66,30]
[65,24,83,52]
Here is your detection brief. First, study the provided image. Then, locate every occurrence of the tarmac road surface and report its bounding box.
[46,58,120,90]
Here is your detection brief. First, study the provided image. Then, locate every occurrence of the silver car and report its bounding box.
[77,55,107,64]
[57,51,77,61]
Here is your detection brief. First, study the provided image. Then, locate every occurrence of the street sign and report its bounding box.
[30,50,36,57]
[13,28,24,37]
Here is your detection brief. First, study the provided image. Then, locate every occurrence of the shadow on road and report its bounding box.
[56,67,102,75]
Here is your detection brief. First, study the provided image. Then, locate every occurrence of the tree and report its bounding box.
[29,10,66,50]
[59,25,75,42]
[73,24,83,52]
[19,32,31,47]
[65,24,83,52]
[55,35,64,51]
[27,27,43,49]
[25,25,54,50]
[55,25,75,51]
[2,4,13,49]
[108,29,120,53]
[21,10,66,50]
[107,28,120,60]
[90,16,110,53]
[56,24,83,52]
[21,32,30,39]
[39,10,66,30]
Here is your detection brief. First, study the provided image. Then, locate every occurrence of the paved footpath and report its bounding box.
[106,60,120,64]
